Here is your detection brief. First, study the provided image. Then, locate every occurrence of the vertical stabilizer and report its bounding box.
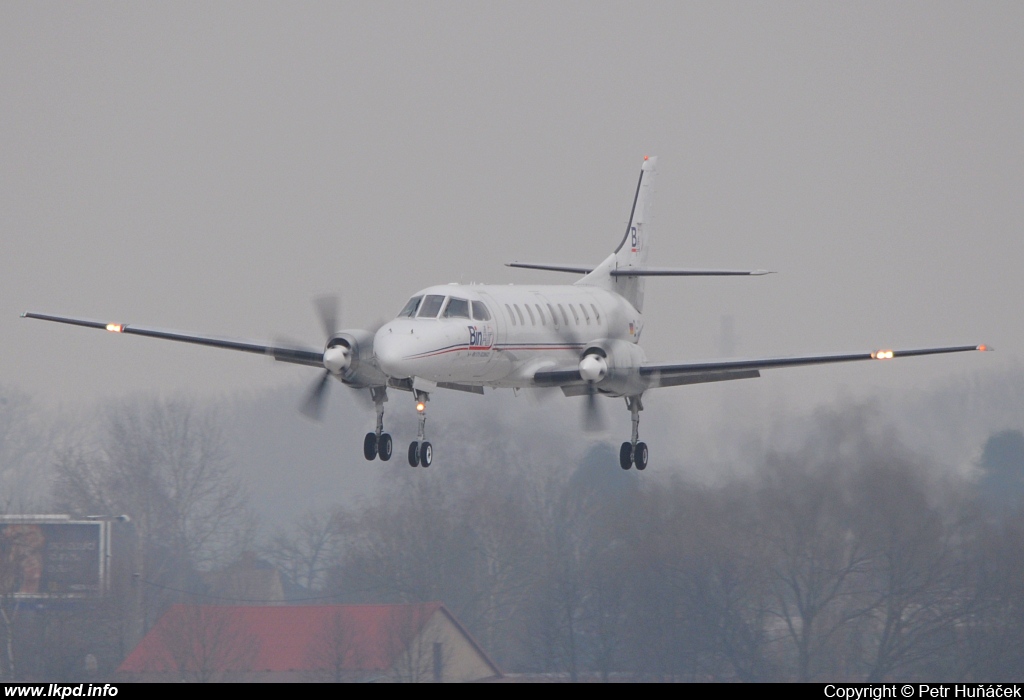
[578,156,657,311]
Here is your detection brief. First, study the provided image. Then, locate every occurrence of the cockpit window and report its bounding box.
[471,301,491,321]
[417,295,446,318]
[397,296,423,318]
[442,297,471,319]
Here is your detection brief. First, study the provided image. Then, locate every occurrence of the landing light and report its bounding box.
[872,349,894,360]
[978,344,990,352]
[416,401,426,413]
[106,323,124,333]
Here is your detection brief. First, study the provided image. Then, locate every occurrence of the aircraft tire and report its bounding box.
[363,433,378,461]
[408,442,420,467]
[619,442,633,470]
[420,442,432,468]
[378,433,393,461]
[635,442,649,471]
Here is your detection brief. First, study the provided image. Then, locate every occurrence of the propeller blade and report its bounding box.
[300,370,332,420]
[582,387,607,432]
[314,295,340,340]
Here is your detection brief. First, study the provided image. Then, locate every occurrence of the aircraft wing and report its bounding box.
[21,312,325,368]
[533,344,991,390]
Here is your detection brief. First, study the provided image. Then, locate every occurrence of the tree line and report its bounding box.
[0,391,1023,681]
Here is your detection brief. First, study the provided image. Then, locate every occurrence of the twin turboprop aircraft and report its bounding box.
[23,156,990,470]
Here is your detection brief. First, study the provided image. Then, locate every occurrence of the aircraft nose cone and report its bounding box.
[374,324,409,378]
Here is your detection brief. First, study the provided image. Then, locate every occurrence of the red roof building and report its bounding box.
[117,602,501,683]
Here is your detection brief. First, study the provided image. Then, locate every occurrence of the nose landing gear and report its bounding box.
[408,390,433,468]
[363,387,393,462]
[619,395,648,471]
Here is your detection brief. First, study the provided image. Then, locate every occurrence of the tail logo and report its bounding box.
[630,225,641,253]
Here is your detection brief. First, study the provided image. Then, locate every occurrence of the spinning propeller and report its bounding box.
[578,352,609,432]
[299,295,355,420]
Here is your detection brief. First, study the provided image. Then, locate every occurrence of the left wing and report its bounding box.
[534,344,992,390]
[21,312,325,367]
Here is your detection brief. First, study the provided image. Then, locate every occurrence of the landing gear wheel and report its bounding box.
[419,442,433,468]
[378,433,393,462]
[619,442,633,470]
[634,442,649,471]
[363,433,378,461]
[408,441,420,467]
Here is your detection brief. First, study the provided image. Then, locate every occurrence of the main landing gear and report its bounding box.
[407,390,432,468]
[619,395,648,471]
[361,387,433,468]
[363,387,393,462]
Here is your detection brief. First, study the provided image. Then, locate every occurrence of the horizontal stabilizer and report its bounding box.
[507,262,772,277]
[610,268,773,277]
[506,262,593,274]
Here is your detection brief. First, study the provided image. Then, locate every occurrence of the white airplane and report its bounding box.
[23,156,990,470]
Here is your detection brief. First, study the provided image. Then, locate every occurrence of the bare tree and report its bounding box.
[381,604,455,683]
[761,462,873,681]
[0,524,44,679]
[262,506,345,591]
[159,604,259,683]
[52,398,254,638]
[853,461,972,682]
[0,387,53,512]
[303,609,365,682]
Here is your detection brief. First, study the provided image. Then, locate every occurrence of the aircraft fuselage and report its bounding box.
[373,283,644,388]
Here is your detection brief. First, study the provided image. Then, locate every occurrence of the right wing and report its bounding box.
[533,344,992,391]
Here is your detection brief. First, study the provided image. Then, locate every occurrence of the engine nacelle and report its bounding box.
[578,339,648,396]
[327,329,387,387]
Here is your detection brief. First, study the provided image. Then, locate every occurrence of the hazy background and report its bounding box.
[2,3,1022,521]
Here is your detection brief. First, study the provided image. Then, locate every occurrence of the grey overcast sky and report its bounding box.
[2,3,1022,422]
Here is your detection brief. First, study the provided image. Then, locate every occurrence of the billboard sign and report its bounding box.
[0,518,108,598]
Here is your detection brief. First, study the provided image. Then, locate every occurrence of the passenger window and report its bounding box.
[443,297,471,319]
[591,304,601,324]
[570,304,580,325]
[581,304,590,324]
[514,304,525,325]
[418,295,446,318]
[557,304,569,325]
[534,304,546,325]
[547,304,559,327]
[398,296,423,318]
[525,305,536,325]
[471,301,492,321]
[505,304,516,326]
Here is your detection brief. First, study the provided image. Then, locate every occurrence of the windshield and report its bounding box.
[471,301,491,321]
[442,297,471,319]
[417,294,446,318]
[397,296,422,318]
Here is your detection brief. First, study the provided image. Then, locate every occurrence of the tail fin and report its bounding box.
[578,156,657,311]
